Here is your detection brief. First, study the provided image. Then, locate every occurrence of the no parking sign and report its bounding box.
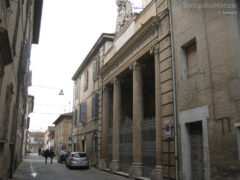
[164,123,172,137]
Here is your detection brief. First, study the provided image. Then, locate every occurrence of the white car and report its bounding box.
[66,152,89,169]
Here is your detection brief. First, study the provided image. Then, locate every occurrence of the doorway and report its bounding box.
[189,122,204,180]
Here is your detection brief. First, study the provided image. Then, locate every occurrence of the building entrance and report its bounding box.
[189,121,205,180]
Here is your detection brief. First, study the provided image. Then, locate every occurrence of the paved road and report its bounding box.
[11,153,128,180]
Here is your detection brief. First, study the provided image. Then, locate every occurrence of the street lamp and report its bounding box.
[59,89,64,96]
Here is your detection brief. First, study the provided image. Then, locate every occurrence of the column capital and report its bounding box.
[150,43,160,55]
[103,86,109,91]
[129,61,143,71]
[111,77,121,85]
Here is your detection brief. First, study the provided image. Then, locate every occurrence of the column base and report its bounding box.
[98,159,107,169]
[110,160,119,172]
[151,165,163,180]
[129,163,142,179]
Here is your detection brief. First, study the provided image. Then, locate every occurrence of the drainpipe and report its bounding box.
[167,0,179,179]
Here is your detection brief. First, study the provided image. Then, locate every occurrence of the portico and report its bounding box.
[99,2,173,179]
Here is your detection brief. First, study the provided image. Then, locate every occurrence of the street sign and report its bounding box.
[68,137,72,141]
[164,123,172,137]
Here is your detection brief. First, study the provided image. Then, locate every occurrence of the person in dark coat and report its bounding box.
[44,149,50,164]
[49,149,55,164]
[38,148,41,156]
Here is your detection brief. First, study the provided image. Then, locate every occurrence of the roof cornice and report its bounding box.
[72,33,115,80]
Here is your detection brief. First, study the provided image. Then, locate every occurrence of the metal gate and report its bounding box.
[119,117,133,173]
[141,117,156,177]
[190,130,205,180]
[107,128,112,168]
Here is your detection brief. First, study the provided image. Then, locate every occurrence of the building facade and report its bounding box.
[43,126,54,149]
[72,33,115,167]
[28,131,44,153]
[172,1,240,180]
[22,95,34,157]
[48,128,55,151]
[98,1,173,179]
[72,0,240,179]
[53,113,72,155]
[0,0,43,179]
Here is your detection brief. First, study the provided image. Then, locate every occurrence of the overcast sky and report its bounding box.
[28,0,142,131]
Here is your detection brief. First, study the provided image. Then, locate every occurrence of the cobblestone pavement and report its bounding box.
[11,153,128,180]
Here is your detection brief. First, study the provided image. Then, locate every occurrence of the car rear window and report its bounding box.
[72,153,87,158]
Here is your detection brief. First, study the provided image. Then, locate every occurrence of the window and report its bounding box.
[93,60,97,81]
[184,40,198,78]
[93,57,100,81]
[79,102,87,123]
[92,93,99,119]
[74,82,78,99]
[12,0,20,55]
[84,71,88,91]
[72,109,77,126]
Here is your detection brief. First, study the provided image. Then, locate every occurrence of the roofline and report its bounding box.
[53,112,72,125]
[72,33,115,80]
[32,0,43,44]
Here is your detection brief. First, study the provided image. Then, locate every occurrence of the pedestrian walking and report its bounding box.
[38,148,41,156]
[49,149,55,164]
[44,149,50,164]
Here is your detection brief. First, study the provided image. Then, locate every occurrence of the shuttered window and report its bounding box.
[93,60,97,81]
[92,93,99,119]
[84,71,88,91]
[72,109,77,126]
[74,82,78,99]
[80,102,87,123]
[12,0,20,55]
[93,57,100,81]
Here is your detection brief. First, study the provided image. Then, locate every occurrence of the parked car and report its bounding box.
[26,149,31,153]
[66,152,89,169]
[58,150,71,163]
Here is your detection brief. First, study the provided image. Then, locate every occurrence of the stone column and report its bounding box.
[130,61,143,178]
[151,44,163,180]
[100,86,110,169]
[110,77,121,172]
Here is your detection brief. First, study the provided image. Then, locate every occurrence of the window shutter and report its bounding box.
[80,102,87,123]
[73,109,77,126]
[12,0,20,55]
[92,93,99,118]
[95,93,99,118]
[84,71,88,91]
[93,60,97,81]
[96,57,100,74]
[92,95,95,118]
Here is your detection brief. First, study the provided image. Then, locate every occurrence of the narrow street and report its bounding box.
[11,154,128,180]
